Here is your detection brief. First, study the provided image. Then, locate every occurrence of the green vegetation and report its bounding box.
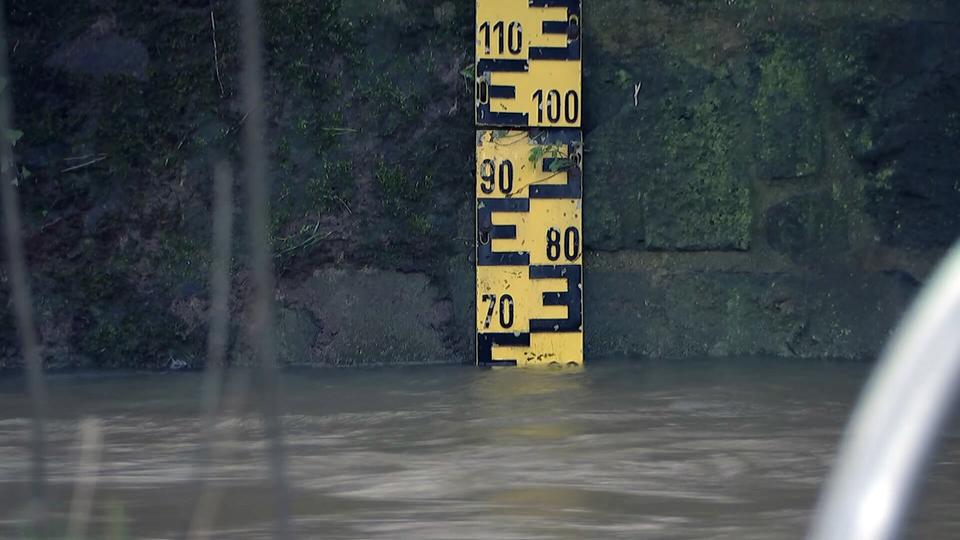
[614,69,633,90]
[754,34,822,178]
[80,305,191,368]
[652,82,751,250]
[459,64,474,94]
[528,143,572,172]
[362,69,426,137]
[263,0,345,96]
[156,232,210,286]
[377,161,432,205]
[307,159,354,212]
[1,98,27,179]
[375,160,434,234]
[3,0,948,369]
[411,213,432,235]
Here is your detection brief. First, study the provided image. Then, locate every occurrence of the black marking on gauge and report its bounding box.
[531,128,580,145]
[477,198,531,266]
[526,352,581,369]
[529,0,581,61]
[489,86,516,99]
[531,161,581,199]
[529,26,580,61]
[477,59,529,73]
[476,59,530,127]
[541,21,569,34]
[529,41,580,62]
[529,129,583,199]
[478,333,531,367]
[529,264,583,333]
[477,108,528,127]
[530,0,580,7]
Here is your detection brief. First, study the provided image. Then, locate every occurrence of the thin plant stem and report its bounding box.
[0,5,48,536]
[200,161,234,442]
[187,372,254,540]
[66,418,104,540]
[187,160,235,540]
[239,1,293,538]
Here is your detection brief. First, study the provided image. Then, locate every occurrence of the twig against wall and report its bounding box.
[211,4,225,98]
[61,154,107,173]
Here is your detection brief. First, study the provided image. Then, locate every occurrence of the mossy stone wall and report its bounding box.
[2,1,959,368]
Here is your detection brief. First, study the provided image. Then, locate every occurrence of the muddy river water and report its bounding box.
[0,360,957,539]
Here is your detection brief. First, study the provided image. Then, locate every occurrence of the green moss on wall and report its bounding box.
[307,159,354,212]
[765,191,850,264]
[4,0,954,367]
[754,34,823,179]
[377,161,433,215]
[647,78,752,251]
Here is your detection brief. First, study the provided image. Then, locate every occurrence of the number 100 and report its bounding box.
[534,89,579,124]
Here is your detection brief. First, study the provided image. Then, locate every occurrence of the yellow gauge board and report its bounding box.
[475,0,582,128]
[476,130,583,367]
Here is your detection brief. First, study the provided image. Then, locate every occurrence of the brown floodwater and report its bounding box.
[0,360,957,539]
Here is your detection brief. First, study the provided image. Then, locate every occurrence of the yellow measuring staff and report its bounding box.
[475,1,583,367]
[475,0,582,128]
[475,130,583,367]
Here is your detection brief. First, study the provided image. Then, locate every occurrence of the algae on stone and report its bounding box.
[754,34,823,180]
[647,72,752,251]
[765,191,850,265]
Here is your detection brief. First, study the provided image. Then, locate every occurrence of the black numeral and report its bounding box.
[479,21,523,55]
[533,90,542,122]
[547,227,581,262]
[546,228,561,261]
[564,227,581,260]
[483,294,496,328]
[499,295,514,328]
[508,22,522,54]
[534,90,580,125]
[498,160,513,193]
[479,159,495,194]
[483,294,515,329]
[479,159,514,195]
[565,90,579,124]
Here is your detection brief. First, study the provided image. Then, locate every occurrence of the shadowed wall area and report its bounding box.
[2,0,959,368]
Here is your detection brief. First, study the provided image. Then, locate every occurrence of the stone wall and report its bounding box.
[1,1,958,368]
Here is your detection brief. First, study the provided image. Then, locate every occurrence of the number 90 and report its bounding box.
[479,159,515,195]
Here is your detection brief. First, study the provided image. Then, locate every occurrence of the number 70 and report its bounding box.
[482,294,515,329]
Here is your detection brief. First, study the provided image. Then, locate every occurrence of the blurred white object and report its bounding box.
[809,241,960,540]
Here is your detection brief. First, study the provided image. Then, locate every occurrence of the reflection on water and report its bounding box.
[0,360,957,539]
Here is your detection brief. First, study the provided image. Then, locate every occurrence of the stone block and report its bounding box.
[286,268,454,366]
